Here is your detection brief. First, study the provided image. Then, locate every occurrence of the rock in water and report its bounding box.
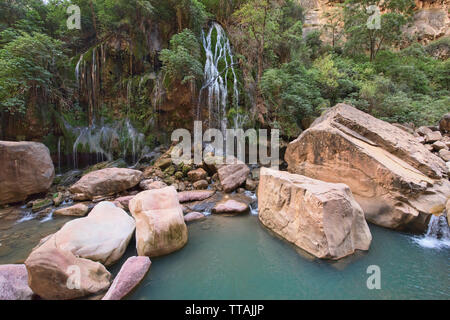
[69,168,143,200]
[129,187,188,257]
[184,212,206,223]
[213,199,249,215]
[25,239,111,300]
[31,202,135,266]
[54,203,89,217]
[0,264,34,300]
[285,104,450,232]
[258,168,372,260]
[102,256,151,300]
[0,141,54,205]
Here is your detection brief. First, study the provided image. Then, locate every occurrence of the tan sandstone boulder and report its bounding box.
[258,168,372,260]
[54,203,89,217]
[0,141,55,205]
[31,202,135,267]
[285,104,450,232]
[69,168,143,200]
[129,187,188,257]
[25,238,111,300]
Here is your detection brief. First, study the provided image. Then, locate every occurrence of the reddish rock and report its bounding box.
[193,180,209,190]
[178,190,215,203]
[0,264,34,300]
[184,212,206,223]
[69,168,143,200]
[139,179,167,191]
[217,159,250,193]
[113,196,135,211]
[187,168,208,182]
[102,256,151,300]
[213,199,249,214]
[0,141,55,205]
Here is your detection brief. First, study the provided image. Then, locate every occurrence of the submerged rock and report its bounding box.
[184,212,206,223]
[0,141,55,205]
[102,256,151,300]
[258,168,372,260]
[69,168,143,200]
[129,187,188,257]
[0,264,34,300]
[285,104,450,232]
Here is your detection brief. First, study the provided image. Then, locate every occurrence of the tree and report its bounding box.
[0,32,71,115]
[160,29,203,86]
[343,0,415,61]
[233,0,278,83]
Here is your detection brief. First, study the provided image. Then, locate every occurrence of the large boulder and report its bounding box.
[69,168,143,200]
[285,104,450,232]
[25,238,111,300]
[258,168,372,260]
[0,264,34,300]
[0,141,54,205]
[39,202,135,266]
[102,256,151,300]
[129,187,188,257]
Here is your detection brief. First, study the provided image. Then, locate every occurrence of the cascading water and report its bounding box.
[414,212,450,249]
[66,119,147,169]
[198,22,239,132]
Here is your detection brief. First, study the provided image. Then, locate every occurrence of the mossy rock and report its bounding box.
[164,165,176,176]
[82,159,127,176]
[174,171,184,180]
[32,198,53,212]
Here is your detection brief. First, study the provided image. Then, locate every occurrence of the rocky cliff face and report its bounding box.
[299,0,450,44]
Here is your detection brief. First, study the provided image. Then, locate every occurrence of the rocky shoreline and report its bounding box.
[0,104,449,300]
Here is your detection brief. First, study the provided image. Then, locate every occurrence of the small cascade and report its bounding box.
[66,119,146,169]
[198,22,239,132]
[414,213,450,249]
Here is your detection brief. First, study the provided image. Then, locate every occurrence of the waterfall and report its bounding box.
[414,213,450,249]
[67,119,146,169]
[198,22,239,132]
[75,54,84,84]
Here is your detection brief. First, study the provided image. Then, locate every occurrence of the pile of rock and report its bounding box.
[414,114,450,167]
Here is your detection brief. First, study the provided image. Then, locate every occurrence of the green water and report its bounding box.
[1,208,448,299]
[115,214,449,300]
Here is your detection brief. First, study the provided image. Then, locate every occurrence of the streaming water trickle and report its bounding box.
[414,212,450,249]
[198,22,239,132]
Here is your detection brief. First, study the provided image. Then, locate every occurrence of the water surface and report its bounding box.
[117,214,449,300]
